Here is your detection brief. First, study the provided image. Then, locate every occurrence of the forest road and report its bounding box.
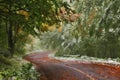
[24,51,120,80]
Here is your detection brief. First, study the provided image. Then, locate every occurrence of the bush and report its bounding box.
[0,63,39,80]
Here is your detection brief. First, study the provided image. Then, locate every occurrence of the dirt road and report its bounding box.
[24,51,120,80]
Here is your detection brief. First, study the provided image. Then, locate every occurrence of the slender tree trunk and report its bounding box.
[7,20,14,57]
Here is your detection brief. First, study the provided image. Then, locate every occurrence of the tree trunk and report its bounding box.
[7,20,15,57]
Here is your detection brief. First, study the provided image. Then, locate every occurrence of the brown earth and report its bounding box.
[24,51,120,80]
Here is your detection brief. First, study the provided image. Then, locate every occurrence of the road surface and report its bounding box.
[24,51,120,80]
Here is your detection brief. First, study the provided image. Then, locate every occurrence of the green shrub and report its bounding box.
[0,63,39,80]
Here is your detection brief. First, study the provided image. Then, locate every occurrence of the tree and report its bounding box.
[40,0,120,58]
[0,0,60,57]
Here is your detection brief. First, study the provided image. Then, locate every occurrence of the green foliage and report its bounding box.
[0,0,61,56]
[0,22,8,52]
[0,55,12,66]
[40,0,120,58]
[0,63,39,80]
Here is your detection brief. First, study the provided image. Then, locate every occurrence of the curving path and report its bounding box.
[24,51,120,80]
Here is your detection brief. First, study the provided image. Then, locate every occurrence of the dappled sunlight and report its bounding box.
[0,0,120,79]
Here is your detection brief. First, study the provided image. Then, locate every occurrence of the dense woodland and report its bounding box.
[0,0,120,79]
